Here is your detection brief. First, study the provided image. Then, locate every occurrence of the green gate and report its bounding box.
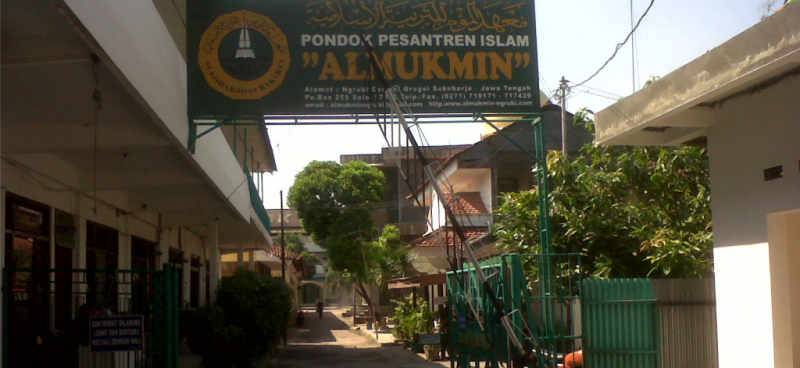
[447,253,582,368]
[2,265,179,368]
[582,278,659,368]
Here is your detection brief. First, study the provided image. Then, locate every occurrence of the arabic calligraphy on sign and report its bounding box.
[305,0,528,33]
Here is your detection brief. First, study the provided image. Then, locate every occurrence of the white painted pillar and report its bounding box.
[198,257,207,306]
[118,216,131,270]
[768,210,800,368]
[49,208,56,332]
[0,188,5,365]
[208,221,220,301]
[237,243,244,268]
[182,248,191,307]
[74,215,87,299]
[249,250,255,271]
[157,227,170,270]
[118,215,131,313]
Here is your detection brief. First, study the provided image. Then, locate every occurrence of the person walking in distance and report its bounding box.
[316,299,324,319]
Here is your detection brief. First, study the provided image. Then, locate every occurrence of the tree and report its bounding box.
[277,233,320,278]
[493,109,712,279]
[288,160,387,313]
[369,225,416,290]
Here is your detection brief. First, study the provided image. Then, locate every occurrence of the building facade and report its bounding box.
[595,5,800,367]
[1,0,276,364]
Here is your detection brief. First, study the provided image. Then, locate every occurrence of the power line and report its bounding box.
[581,84,624,98]
[572,0,656,89]
[572,88,622,101]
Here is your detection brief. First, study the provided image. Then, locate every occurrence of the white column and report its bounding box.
[237,243,244,268]
[0,188,5,365]
[249,250,255,271]
[74,216,87,298]
[157,227,170,270]
[118,216,131,270]
[182,249,191,307]
[49,208,56,332]
[768,210,800,368]
[198,257,207,306]
[208,221,220,301]
[118,215,131,313]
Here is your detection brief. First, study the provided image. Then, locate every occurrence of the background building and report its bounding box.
[595,5,800,367]
[1,0,276,364]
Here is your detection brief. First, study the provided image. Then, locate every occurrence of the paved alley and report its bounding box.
[274,307,449,368]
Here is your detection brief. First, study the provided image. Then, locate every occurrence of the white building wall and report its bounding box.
[767,209,800,368]
[427,168,492,232]
[63,0,254,224]
[707,75,800,368]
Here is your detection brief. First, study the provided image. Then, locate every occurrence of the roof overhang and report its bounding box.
[220,123,277,173]
[595,4,800,146]
[388,276,421,289]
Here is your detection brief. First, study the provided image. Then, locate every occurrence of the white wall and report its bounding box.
[768,210,800,368]
[427,168,492,232]
[63,0,253,224]
[707,74,800,368]
[2,157,161,242]
[707,77,800,248]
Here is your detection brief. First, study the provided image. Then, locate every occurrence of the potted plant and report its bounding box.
[423,344,441,361]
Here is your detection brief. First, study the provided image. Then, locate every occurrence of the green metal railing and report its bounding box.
[2,265,179,368]
[244,163,271,233]
[447,253,582,368]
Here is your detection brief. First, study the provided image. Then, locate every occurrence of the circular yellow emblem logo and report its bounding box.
[198,10,290,100]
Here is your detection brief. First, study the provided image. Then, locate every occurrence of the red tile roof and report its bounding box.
[409,227,488,248]
[446,192,488,214]
[267,247,303,260]
[472,240,504,260]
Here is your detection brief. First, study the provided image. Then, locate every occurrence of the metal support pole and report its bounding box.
[559,76,569,156]
[280,191,286,281]
[353,283,357,325]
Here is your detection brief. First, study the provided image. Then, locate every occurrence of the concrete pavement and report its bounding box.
[273,307,449,368]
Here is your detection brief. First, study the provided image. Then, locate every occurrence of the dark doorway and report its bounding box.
[86,222,119,313]
[169,248,184,304]
[4,194,51,368]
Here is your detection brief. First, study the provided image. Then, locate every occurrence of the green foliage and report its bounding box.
[279,233,320,278]
[391,296,435,341]
[180,306,245,368]
[369,225,416,289]
[181,268,294,368]
[288,160,386,281]
[493,109,713,279]
[282,233,305,255]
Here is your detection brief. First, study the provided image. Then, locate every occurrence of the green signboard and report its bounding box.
[187,0,539,117]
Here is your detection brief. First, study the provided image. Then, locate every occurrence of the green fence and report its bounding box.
[582,278,718,368]
[2,265,179,368]
[582,278,659,368]
[447,253,582,368]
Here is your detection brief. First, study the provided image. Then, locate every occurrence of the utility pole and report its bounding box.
[559,77,569,156]
[280,190,285,281]
[630,0,637,93]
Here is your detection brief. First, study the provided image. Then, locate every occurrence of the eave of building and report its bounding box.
[1,0,272,247]
[595,4,800,146]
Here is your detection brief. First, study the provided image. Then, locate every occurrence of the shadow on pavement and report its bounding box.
[290,310,350,343]
[279,344,450,367]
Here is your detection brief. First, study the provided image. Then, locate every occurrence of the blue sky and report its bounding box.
[262,0,768,209]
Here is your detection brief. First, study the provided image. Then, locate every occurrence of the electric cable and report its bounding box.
[571,0,656,89]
